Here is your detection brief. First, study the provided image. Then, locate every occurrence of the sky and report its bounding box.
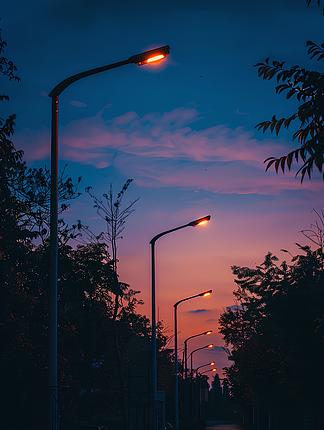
[2,0,324,380]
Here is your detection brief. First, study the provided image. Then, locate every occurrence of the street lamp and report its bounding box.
[184,329,212,381]
[174,292,212,430]
[182,329,212,426]
[48,45,170,430]
[150,215,211,407]
[195,362,215,376]
[189,344,214,378]
[199,368,217,376]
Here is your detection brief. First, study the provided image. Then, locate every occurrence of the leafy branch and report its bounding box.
[254,44,324,182]
[0,23,20,101]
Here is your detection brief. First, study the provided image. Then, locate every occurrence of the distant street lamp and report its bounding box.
[189,344,214,378]
[174,292,212,430]
[182,330,212,425]
[48,45,170,430]
[195,362,215,376]
[199,368,217,376]
[150,215,211,407]
[184,330,212,381]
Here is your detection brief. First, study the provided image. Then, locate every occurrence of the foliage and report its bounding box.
[1,120,81,246]
[306,0,324,15]
[254,0,324,182]
[8,162,81,242]
[219,241,324,416]
[85,181,139,270]
[85,181,139,430]
[0,21,20,101]
[300,207,324,250]
[0,21,172,428]
[255,47,324,182]
[1,125,172,428]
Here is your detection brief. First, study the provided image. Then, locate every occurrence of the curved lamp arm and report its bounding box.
[49,45,170,97]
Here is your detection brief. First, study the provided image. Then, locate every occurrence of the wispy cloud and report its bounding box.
[187,308,212,314]
[15,106,323,196]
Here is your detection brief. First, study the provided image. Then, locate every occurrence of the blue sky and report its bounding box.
[2,0,324,375]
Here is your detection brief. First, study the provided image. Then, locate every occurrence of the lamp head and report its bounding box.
[129,45,170,66]
[208,344,213,348]
[210,362,215,366]
[199,289,212,297]
[188,215,211,227]
[212,368,217,372]
[204,330,212,336]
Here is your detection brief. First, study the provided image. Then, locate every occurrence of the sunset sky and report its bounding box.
[2,0,324,378]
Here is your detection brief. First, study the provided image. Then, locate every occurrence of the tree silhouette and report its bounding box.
[255,0,324,182]
[0,21,20,101]
[219,239,324,426]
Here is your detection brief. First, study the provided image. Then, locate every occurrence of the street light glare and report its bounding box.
[197,219,208,226]
[212,368,217,372]
[208,344,213,348]
[188,215,211,227]
[210,362,215,366]
[206,331,212,335]
[147,54,165,63]
[130,45,170,66]
[199,289,212,297]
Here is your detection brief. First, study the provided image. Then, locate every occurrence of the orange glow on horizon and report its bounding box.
[147,54,165,63]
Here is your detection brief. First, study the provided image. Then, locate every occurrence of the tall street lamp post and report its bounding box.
[174,292,212,430]
[48,45,170,430]
[149,215,210,409]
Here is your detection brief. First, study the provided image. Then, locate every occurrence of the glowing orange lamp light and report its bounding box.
[199,289,212,298]
[188,215,211,227]
[147,54,166,63]
[130,45,170,66]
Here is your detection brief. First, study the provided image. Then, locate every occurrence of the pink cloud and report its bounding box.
[14,106,324,196]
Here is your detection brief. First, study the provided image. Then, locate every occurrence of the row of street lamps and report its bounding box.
[174,291,212,430]
[150,215,213,430]
[49,43,215,430]
[49,45,171,430]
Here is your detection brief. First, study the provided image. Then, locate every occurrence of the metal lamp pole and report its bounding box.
[48,45,170,430]
[183,330,212,425]
[174,292,212,430]
[149,215,210,408]
[188,344,213,425]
